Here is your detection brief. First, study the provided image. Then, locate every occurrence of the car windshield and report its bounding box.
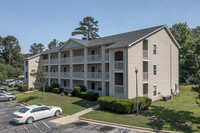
[19,107,30,113]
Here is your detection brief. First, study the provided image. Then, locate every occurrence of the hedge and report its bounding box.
[63,89,73,95]
[18,84,28,92]
[51,83,59,89]
[98,96,152,114]
[40,86,52,92]
[53,88,60,93]
[72,86,81,96]
[78,85,86,92]
[79,92,99,101]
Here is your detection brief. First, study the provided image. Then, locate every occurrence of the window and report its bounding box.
[31,107,42,113]
[63,54,66,58]
[91,83,95,90]
[26,61,28,66]
[98,49,102,54]
[153,65,157,75]
[26,72,28,78]
[98,66,102,72]
[153,85,157,96]
[153,44,157,55]
[64,67,66,72]
[98,82,102,91]
[64,80,66,87]
[91,50,95,55]
[115,51,123,61]
[19,107,30,113]
[115,73,123,85]
[41,107,50,111]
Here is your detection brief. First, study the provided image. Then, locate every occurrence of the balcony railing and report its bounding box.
[115,61,123,71]
[105,72,109,80]
[41,59,48,65]
[60,72,70,78]
[50,59,58,64]
[143,72,148,82]
[115,85,124,94]
[73,72,84,79]
[50,72,58,77]
[87,72,102,79]
[87,54,102,62]
[143,50,148,60]
[105,53,109,61]
[61,58,70,64]
[73,56,84,63]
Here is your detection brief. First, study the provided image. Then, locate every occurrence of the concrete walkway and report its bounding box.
[50,104,99,125]
[15,90,37,96]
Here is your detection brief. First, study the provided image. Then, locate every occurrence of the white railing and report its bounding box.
[87,54,102,62]
[61,58,70,64]
[60,72,70,78]
[50,72,58,77]
[115,85,124,94]
[73,72,84,79]
[50,59,58,64]
[143,72,148,82]
[105,53,109,61]
[115,61,123,71]
[87,72,102,79]
[105,72,109,80]
[143,50,148,60]
[41,59,48,65]
[73,56,84,63]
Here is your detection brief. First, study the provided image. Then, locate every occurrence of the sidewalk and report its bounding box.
[50,104,99,125]
[15,90,36,96]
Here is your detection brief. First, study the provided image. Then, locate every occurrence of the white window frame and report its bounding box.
[153,44,157,55]
[153,85,157,96]
[153,65,157,75]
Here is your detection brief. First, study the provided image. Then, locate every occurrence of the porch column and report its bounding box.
[48,53,51,86]
[69,50,73,89]
[58,52,61,85]
[84,47,88,89]
[101,45,105,96]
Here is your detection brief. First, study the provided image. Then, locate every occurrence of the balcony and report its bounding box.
[105,72,109,80]
[50,59,58,64]
[73,72,84,79]
[61,58,70,64]
[73,56,84,63]
[143,72,148,82]
[115,61,123,71]
[115,85,124,94]
[41,59,48,65]
[105,53,109,61]
[87,54,102,63]
[60,72,70,78]
[143,50,148,60]
[88,72,102,80]
[50,72,58,77]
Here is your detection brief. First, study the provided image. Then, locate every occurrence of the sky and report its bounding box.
[0,0,200,53]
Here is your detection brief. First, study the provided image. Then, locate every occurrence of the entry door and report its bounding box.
[91,83,95,90]
[91,50,95,55]
[91,66,95,72]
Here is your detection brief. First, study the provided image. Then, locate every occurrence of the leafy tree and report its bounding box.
[30,69,47,98]
[58,41,65,46]
[29,43,45,55]
[72,16,100,40]
[48,39,58,49]
[170,23,191,83]
[0,36,21,65]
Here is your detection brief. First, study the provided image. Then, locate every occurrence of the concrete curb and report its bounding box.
[79,117,180,133]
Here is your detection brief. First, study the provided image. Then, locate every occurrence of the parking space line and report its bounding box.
[33,123,43,133]
[88,124,99,130]
[120,129,126,133]
[42,121,51,130]
[23,125,29,133]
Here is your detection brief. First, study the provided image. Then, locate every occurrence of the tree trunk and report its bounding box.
[42,83,45,98]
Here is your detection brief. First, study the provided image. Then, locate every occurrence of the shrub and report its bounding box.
[59,88,64,93]
[18,84,28,92]
[51,83,60,89]
[80,92,99,101]
[98,96,152,114]
[63,89,73,95]
[72,86,81,96]
[53,87,60,93]
[78,85,86,92]
[40,86,52,92]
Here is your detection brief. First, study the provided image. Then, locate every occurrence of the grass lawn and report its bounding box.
[81,85,200,133]
[0,86,23,95]
[16,91,98,115]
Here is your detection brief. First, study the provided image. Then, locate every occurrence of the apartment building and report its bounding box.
[24,25,180,101]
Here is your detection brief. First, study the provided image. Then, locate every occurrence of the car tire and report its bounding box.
[26,117,34,124]
[8,98,12,101]
[54,110,60,117]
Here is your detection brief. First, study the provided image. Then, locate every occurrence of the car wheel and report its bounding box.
[26,117,34,124]
[8,98,12,101]
[54,110,60,117]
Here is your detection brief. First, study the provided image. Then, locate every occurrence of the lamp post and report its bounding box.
[135,67,138,115]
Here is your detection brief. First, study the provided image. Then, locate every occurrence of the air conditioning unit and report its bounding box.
[162,95,171,101]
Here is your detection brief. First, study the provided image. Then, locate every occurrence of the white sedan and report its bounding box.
[13,105,62,124]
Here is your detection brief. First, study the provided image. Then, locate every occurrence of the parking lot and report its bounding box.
[0,101,150,133]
